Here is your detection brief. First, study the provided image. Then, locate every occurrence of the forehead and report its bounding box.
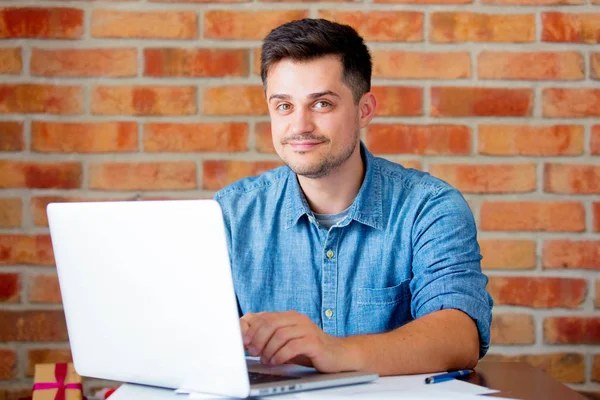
[265,56,350,98]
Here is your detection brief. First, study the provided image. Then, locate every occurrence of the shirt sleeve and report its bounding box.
[213,192,242,317]
[409,185,493,358]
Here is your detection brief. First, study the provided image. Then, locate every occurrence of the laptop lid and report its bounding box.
[47,199,251,398]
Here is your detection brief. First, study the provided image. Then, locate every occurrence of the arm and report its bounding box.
[242,186,492,374]
[340,308,479,375]
[241,307,478,375]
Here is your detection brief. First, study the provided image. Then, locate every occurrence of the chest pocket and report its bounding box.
[356,279,412,335]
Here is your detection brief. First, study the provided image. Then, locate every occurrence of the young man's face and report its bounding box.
[265,56,366,179]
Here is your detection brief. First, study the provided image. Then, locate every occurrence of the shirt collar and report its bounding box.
[284,142,383,230]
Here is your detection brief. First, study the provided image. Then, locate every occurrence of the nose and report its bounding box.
[291,108,315,136]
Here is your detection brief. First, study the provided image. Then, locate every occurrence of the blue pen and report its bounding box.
[424,369,473,384]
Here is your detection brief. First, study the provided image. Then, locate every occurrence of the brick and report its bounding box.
[92,86,196,116]
[480,201,585,232]
[478,125,584,156]
[318,11,423,42]
[89,162,197,191]
[30,196,134,227]
[483,353,584,384]
[595,202,600,232]
[488,277,586,309]
[367,124,470,155]
[431,87,532,117]
[430,13,535,43]
[429,163,536,193]
[0,388,33,400]
[594,355,600,382]
[151,0,246,2]
[544,317,600,344]
[375,0,470,4]
[596,280,600,309]
[253,48,262,76]
[543,241,600,270]
[398,160,423,170]
[0,198,21,228]
[145,48,248,78]
[29,273,61,304]
[371,87,423,116]
[203,160,282,190]
[542,13,600,43]
[92,10,197,39]
[0,84,82,115]
[0,8,83,39]
[17,161,80,190]
[0,161,81,189]
[0,121,24,151]
[0,310,67,341]
[490,313,535,345]
[593,126,600,155]
[0,349,16,380]
[30,196,73,227]
[26,349,72,377]
[0,235,54,265]
[372,51,470,79]
[31,48,137,77]
[543,89,600,117]
[480,239,536,270]
[592,53,600,79]
[478,51,583,80]
[0,273,19,303]
[0,48,21,74]
[144,123,248,153]
[255,122,274,153]
[203,86,267,116]
[32,121,138,153]
[544,163,600,194]
[204,11,308,40]
[483,0,582,4]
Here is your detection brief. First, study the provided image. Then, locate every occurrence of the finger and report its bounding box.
[269,337,311,366]
[247,316,282,357]
[261,326,306,363]
[240,312,262,345]
[239,319,251,344]
[245,311,303,354]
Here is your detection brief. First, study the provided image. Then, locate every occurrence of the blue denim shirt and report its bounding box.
[215,144,493,357]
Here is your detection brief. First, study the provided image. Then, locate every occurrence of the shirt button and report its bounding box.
[325,309,333,319]
[326,250,334,259]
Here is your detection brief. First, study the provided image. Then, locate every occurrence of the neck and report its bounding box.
[297,145,365,215]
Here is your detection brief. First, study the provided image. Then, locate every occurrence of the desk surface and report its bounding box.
[464,361,586,400]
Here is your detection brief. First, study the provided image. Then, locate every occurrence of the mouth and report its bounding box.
[287,140,325,152]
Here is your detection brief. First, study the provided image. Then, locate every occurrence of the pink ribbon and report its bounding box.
[33,363,83,400]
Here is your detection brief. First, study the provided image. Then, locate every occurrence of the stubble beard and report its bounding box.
[281,129,361,179]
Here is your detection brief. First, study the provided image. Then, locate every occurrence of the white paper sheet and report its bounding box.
[179,372,501,399]
[113,382,518,400]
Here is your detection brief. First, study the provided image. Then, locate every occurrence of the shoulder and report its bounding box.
[373,155,457,199]
[214,165,291,205]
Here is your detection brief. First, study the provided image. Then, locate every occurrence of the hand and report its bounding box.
[239,310,357,373]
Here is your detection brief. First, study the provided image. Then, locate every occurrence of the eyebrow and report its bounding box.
[268,91,340,103]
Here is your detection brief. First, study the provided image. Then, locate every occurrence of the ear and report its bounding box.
[358,92,377,129]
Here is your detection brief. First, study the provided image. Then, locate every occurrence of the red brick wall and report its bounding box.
[0,0,599,397]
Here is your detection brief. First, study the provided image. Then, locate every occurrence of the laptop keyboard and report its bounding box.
[248,371,300,385]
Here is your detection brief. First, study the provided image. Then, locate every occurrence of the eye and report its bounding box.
[314,101,332,109]
[276,103,292,111]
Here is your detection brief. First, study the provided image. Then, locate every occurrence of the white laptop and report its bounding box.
[47,199,378,398]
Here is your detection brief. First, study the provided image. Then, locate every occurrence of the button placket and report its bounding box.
[321,231,338,336]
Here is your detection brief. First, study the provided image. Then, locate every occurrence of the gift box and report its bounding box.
[32,363,84,400]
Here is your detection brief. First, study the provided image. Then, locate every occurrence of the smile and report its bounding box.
[288,141,324,151]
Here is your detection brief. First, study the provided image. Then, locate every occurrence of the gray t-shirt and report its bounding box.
[313,205,351,229]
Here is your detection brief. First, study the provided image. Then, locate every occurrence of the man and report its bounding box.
[214,18,493,376]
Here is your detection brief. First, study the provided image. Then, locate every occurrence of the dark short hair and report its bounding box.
[260,18,372,104]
